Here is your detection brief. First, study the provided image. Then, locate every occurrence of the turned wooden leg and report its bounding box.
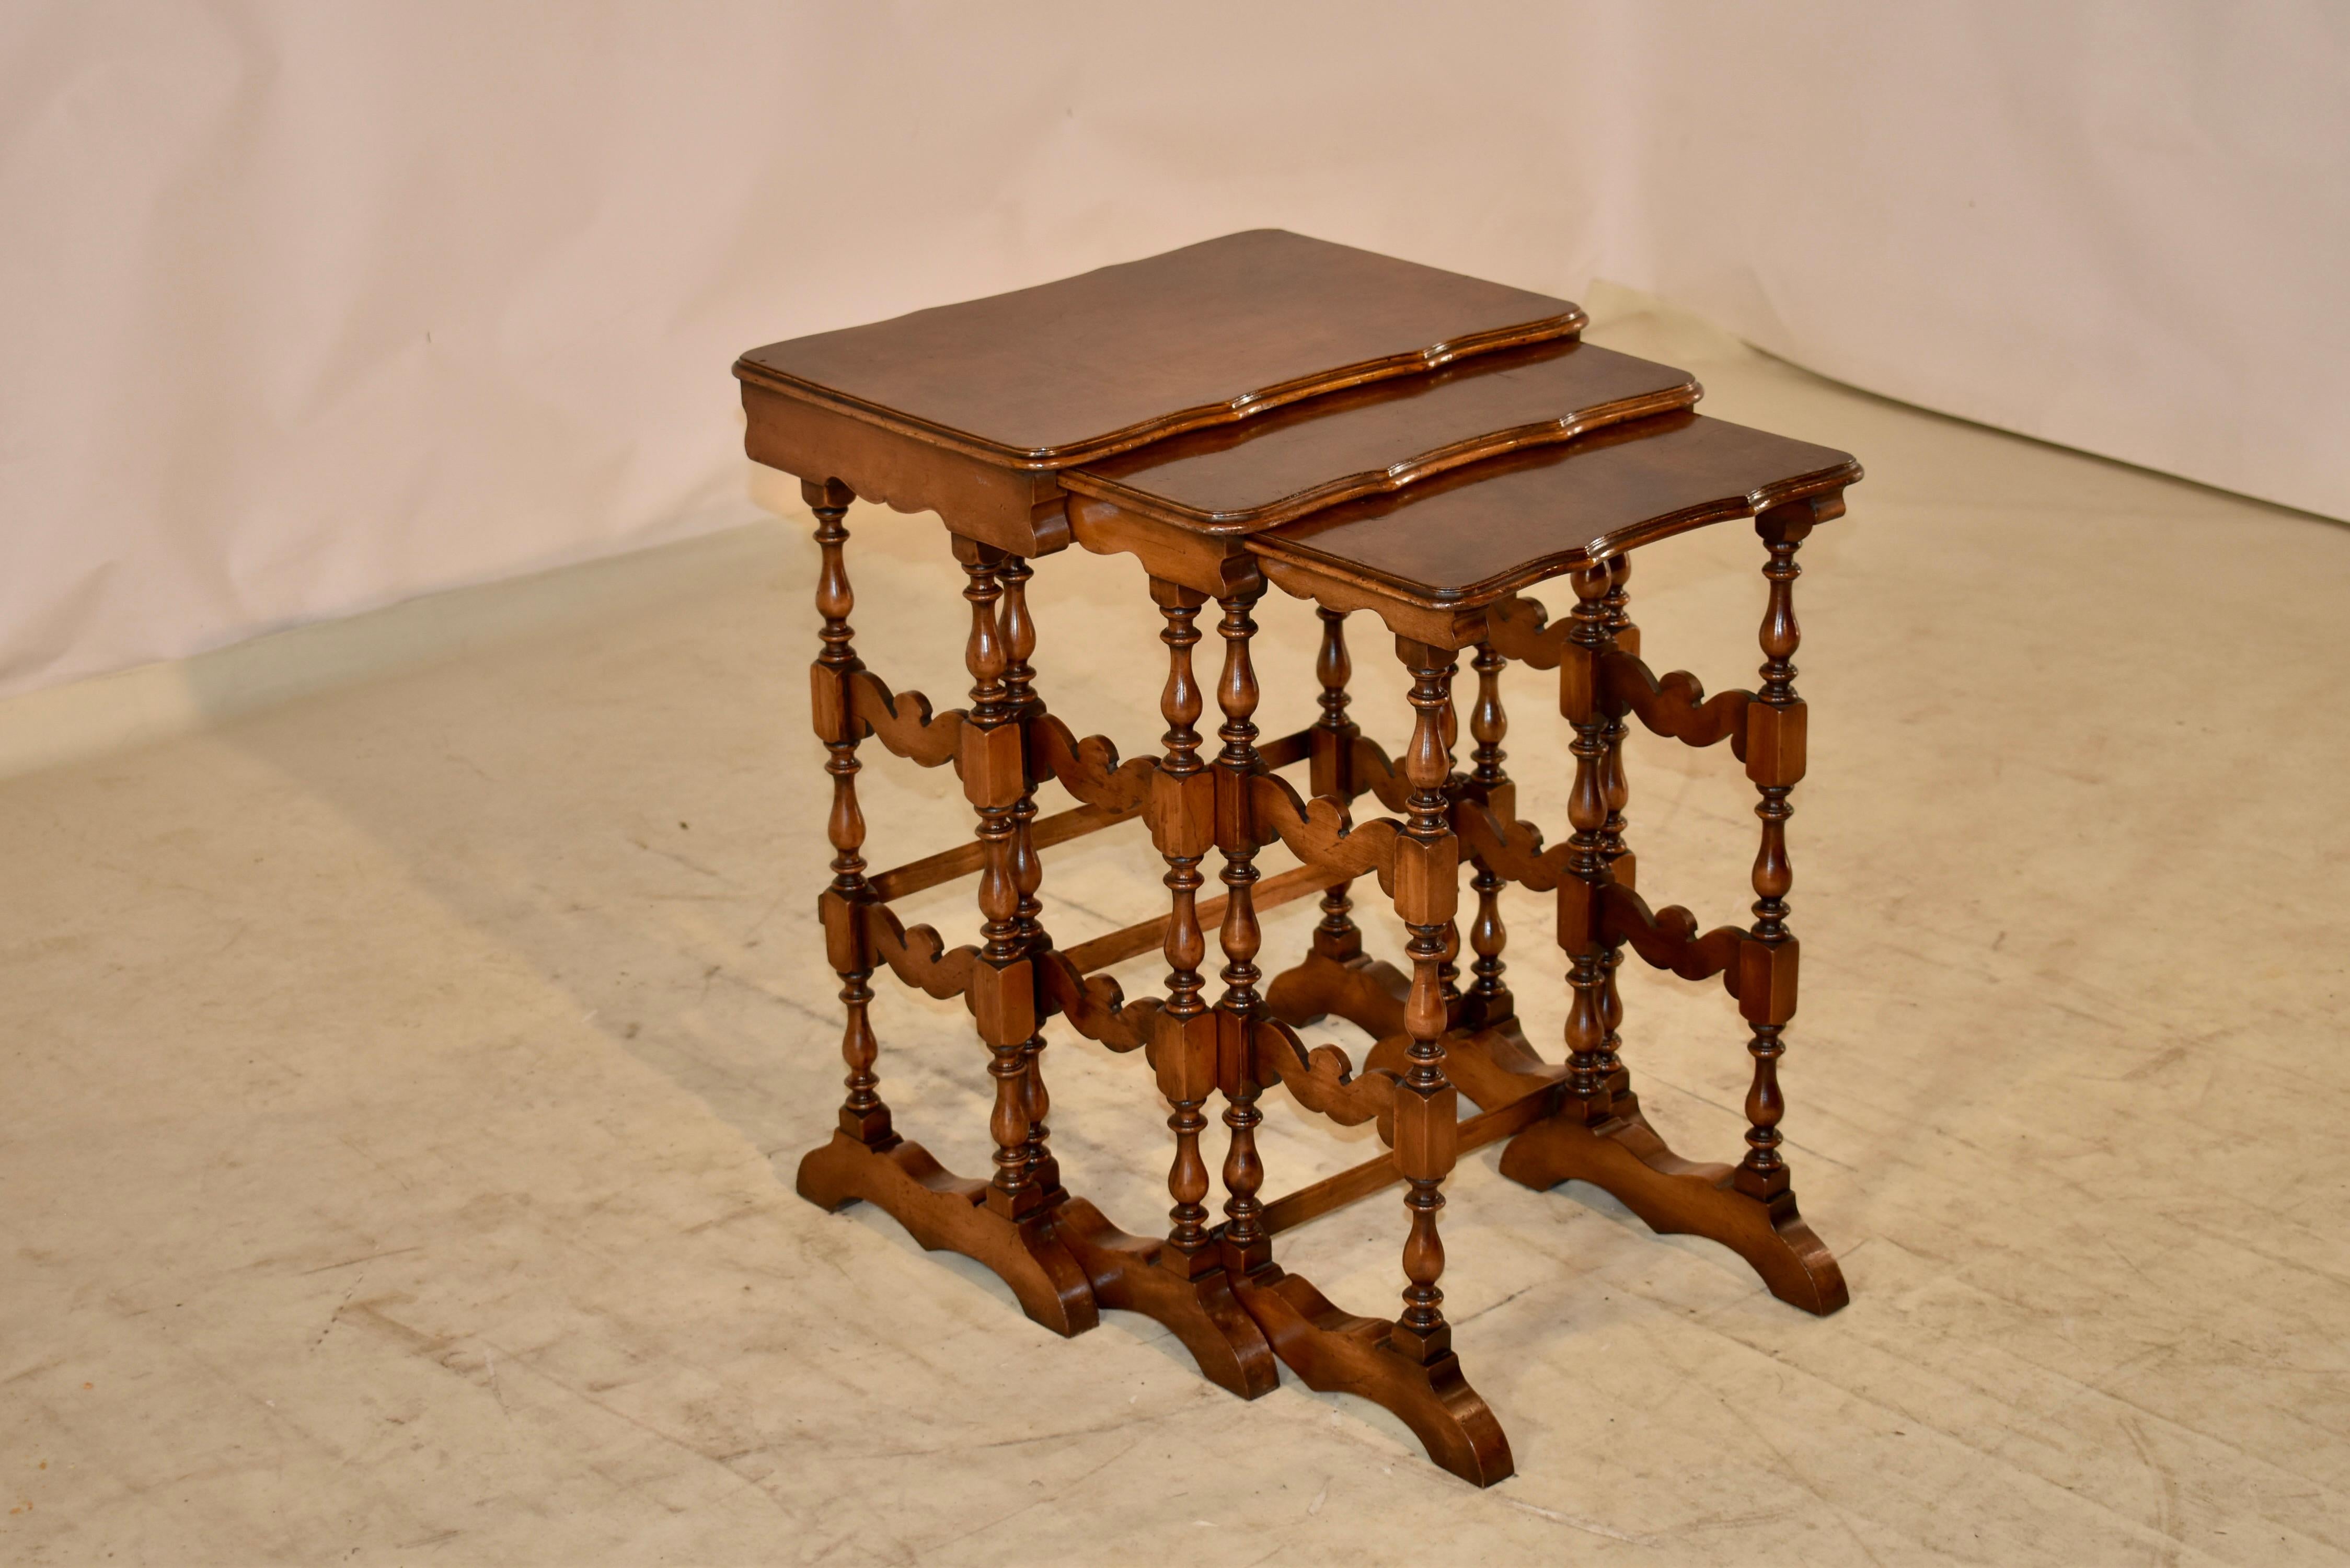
[997,556,1064,1200]
[1559,566,1616,1122]
[1151,582,1219,1272]
[1598,557,1635,1102]
[1461,639,1516,1033]
[1389,638,1465,1364]
[1738,514,1805,1203]
[1046,578,1277,1399]
[954,543,1052,1224]
[1434,661,1465,1009]
[802,481,892,1149]
[1309,607,1364,965]
[1213,587,1274,1280]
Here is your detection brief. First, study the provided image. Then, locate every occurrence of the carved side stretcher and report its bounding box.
[740,233,1861,1488]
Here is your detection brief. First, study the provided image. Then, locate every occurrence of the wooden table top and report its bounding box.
[1249,412,1861,609]
[1063,338,1699,534]
[735,230,1584,469]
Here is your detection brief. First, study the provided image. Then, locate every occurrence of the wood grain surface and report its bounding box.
[735,229,1584,468]
[1062,337,1699,532]
[1248,412,1861,608]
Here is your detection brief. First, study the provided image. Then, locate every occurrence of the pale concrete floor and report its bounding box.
[5,299,2349,1567]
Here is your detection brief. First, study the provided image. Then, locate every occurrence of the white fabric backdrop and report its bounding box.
[4,1,2343,700]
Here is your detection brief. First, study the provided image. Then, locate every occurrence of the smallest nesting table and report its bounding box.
[736,232,1862,1486]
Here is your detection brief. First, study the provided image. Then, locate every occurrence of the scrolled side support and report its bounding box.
[1247,771,1402,891]
[1251,1016,1398,1128]
[1027,711,1158,812]
[847,668,967,767]
[1035,948,1158,1054]
[1600,651,1752,750]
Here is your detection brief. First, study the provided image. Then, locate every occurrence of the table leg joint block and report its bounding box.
[1739,698,1807,786]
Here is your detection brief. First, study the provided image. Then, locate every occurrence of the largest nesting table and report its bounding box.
[735,230,1862,1485]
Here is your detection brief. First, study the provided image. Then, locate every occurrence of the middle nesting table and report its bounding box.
[736,232,1858,1486]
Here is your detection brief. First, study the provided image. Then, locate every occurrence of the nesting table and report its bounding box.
[735,231,1861,1485]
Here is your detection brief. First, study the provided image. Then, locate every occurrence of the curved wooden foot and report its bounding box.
[1265,948,1409,1037]
[1497,1108,1848,1316]
[795,1130,1101,1336]
[1049,1200,1281,1400]
[1231,1267,1514,1487]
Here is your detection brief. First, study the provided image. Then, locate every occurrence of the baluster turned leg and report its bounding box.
[1433,637,1560,1103]
[1309,608,1363,965]
[1740,514,1807,1202]
[1151,583,1219,1271]
[1436,679,1465,1009]
[1214,590,1273,1278]
[1390,639,1465,1365]
[1597,557,1635,1100]
[1560,566,1616,1119]
[809,481,890,1148]
[998,557,1062,1198]
[1462,641,1514,1031]
[955,544,1046,1223]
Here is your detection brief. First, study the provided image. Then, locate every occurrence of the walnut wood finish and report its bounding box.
[861,723,1314,904]
[799,483,1857,1470]
[1252,1014,1398,1128]
[1049,1200,1276,1399]
[752,237,1865,1487]
[739,230,1584,469]
[1265,945,1411,1040]
[939,573,1276,1405]
[1149,581,1219,1271]
[1495,1102,1846,1314]
[1062,338,1697,532]
[1246,411,1859,632]
[738,234,1614,558]
[1259,1079,1558,1239]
